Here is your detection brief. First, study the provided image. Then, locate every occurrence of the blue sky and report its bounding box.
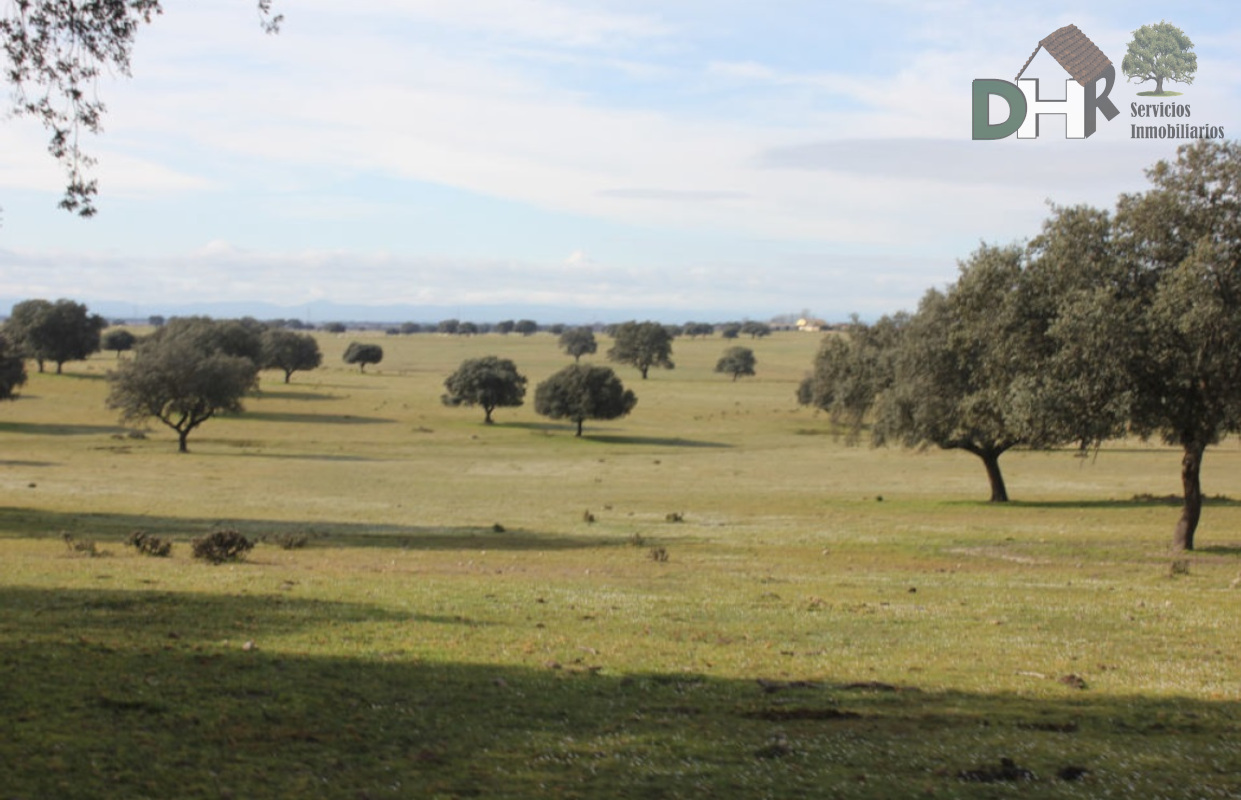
[1,0,1238,322]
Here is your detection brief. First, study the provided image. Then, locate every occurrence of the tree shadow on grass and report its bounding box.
[496,420,578,433]
[230,411,398,425]
[252,389,343,402]
[1,583,1238,799]
[584,434,731,448]
[1003,495,1241,510]
[0,506,614,551]
[0,460,58,468]
[0,421,127,437]
[1197,545,1241,556]
[495,422,730,448]
[229,452,384,463]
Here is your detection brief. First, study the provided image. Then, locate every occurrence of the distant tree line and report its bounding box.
[800,140,1241,552]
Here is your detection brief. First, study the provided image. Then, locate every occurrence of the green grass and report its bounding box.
[2,331,1240,798]
[1136,90,1184,97]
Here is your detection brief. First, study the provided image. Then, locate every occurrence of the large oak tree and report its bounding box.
[107,317,259,452]
[1112,140,1241,550]
[534,364,636,437]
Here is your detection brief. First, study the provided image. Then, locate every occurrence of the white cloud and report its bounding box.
[2,2,1239,317]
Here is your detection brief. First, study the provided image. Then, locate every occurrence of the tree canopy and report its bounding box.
[442,356,527,424]
[800,141,1241,548]
[715,346,757,381]
[1121,21,1196,94]
[342,342,383,372]
[106,317,259,452]
[0,1,280,216]
[1110,140,1241,549]
[260,329,322,383]
[800,243,1090,503]
[0,333,27,400]
[534,364,636,437]
[607,321,674,379]
[4,298,106,373]
[741,321,772,339]
[102,329,137,357]
[558,327,598,362]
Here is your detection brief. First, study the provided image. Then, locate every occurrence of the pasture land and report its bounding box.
[2,330,1239,798]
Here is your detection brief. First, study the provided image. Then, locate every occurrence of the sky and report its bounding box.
[0,0,1238,323]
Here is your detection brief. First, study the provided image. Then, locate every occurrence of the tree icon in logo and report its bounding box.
[1122,21,1196,96]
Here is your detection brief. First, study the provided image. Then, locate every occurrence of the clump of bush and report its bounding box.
[649,546,669,563]
[270,530,310,550]
[628,532,647,548]
[127,530,172,557]
[191,529,254,564]
[62,532,102,557]
[665,512,684,523]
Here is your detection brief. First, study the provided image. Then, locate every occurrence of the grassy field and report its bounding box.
[2,330,1239,798]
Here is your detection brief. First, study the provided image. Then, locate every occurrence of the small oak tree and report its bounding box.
[260,329,322,383]
[741,321,772,339]
[342,342,383,372]
[534,364,636,437]
[607,321,674,379]
[102,328,137,358]
[558,327,597,362]
[1122,21,1196,95]
[442,356,527,424]
[715,346,757,381]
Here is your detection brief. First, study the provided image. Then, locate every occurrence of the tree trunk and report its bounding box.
[1173,442,1205,551]
[36,359,44,373]
[640,366,649,379]
[575,418,583,437]
[56,361,63,374]
[178,429,190,453]
[284,371,292,384]
[1155,75,1164,94]
[484,407,494,424]
[980,450,1009,503]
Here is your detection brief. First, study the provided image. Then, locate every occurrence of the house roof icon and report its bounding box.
[1014,24,1112,86]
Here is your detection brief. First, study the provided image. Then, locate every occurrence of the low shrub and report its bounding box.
[127,530,172,557]
[61,532,102,557]
[191,529,254,564]
[271,531,310,550]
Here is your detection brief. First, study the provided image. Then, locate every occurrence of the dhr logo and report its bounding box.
[973,24,1120,139]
